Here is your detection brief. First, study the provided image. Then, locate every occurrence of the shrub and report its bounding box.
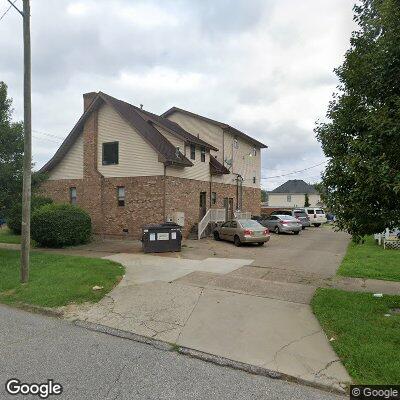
[31,203,91,248]
[7,196,53,234]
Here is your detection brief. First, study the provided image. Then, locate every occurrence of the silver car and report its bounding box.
[261,215,302,235]
[270,209,310,229]
[213,219,270,246]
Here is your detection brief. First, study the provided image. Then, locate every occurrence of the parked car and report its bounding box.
[270,209,310,229]
[304,208,327,227]
[260,215,302,235]
[213,219,270,246]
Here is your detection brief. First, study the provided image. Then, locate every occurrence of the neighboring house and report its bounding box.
[39,92,267,239]
[262,180,324,211]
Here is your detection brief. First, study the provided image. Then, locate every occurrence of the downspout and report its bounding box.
[163,165,167,221]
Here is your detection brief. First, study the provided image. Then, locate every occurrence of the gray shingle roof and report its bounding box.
[269,180,318,194]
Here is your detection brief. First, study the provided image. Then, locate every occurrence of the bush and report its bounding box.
[7,196,53,234]
[31,203,91,248]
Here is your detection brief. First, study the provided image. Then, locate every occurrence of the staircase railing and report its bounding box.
[234,211,252,219]
[198,208,226,240]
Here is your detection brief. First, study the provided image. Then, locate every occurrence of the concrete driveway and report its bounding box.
[66,226,352,392]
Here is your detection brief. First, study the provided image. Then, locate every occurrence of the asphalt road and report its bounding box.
[0,305,345,400]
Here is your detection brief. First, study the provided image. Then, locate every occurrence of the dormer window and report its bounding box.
[233,138,239,149]
[102,142,119,165]
[200,146,206,162]
[190,144,196,160]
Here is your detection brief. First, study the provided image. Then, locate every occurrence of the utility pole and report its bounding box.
[21,0,31,283]
[7,0,31,283]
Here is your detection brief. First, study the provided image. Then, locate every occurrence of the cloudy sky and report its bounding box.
[0,0,355,190]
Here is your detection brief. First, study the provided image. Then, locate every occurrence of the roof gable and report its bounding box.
[162,106,268,149]
[269,180,318,194]
[40,92,195,173]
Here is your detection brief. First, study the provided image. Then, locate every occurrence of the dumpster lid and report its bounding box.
[143,222,181,229]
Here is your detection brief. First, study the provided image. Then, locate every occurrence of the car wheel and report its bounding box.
[213,231,220,241]
[234,235,241,247]
[293,231,300,235]
[314,223,321,227]
[257,242,265,246]
[274,226,280,234]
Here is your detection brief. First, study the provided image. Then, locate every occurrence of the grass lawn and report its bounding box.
[0,249,124,308]
[337,235,400,282]
[0,227,21,244]
[312,288,400,385]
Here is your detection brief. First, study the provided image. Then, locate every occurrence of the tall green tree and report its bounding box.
[315,0,400,240]
[0,82,45,220]
[0,82,24,219]
[304,193,310,207]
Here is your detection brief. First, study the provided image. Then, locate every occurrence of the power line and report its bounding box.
[261,161,326,180]
[0,0,18,21]
[32,129,64,140]
[32,134,61,144]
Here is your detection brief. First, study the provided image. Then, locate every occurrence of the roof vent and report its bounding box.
[140,104,143,109]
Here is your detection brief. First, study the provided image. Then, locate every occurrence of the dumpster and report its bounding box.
[142,222,182,253]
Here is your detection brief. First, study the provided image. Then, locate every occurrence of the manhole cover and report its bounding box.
[390,308,400,315]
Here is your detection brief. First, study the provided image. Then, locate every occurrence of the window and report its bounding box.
[102,142,119,165]
[252,148,257,156]
[253,176,256,184]
[117,186,125,207]
[190,144,196,160]
[200,146,206,162]
[69,187,77,205]
[233,138,239,149]
[211,192,217,205]
[231,221,238,228]
[287,195,292,202]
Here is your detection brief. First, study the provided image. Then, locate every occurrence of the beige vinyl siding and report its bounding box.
[166,110,261,189]
[166,111,223,156]
[48,134,83,180]
[98,104,164,177]
[166,146,211,181]
[230,133,261,189]
[154,125,185,151]
[267,193,322,208]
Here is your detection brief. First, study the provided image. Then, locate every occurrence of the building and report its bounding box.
[262,179,323,212]
[39,92,267,239]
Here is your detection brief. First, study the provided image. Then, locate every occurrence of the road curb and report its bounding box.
[8,303,63,318]
[74,319,347,396]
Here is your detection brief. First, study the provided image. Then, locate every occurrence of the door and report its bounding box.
[199,192,207,220]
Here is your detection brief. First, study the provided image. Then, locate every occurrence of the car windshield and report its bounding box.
[238,219,264,229]
[316,209,324,214]
[277,215,297,221]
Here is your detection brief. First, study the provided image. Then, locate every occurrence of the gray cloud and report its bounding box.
[0,0,355,190]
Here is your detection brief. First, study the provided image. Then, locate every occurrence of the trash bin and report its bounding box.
[141,222,182,253]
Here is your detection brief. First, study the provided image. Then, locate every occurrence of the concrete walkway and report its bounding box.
[64,252,351,391]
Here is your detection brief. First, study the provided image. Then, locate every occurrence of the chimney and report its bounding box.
[83,92,98,112]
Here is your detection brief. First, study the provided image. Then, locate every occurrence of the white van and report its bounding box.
[305,208,327,227]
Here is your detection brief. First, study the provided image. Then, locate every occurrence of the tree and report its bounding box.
[0,82,46,220]
[315,0,400,240]
[0,82,24,219]
[304,193,310,207]
[261,189,268,202]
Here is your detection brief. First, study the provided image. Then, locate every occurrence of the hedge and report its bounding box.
[31,203,92,248]
[7,196,53,234]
